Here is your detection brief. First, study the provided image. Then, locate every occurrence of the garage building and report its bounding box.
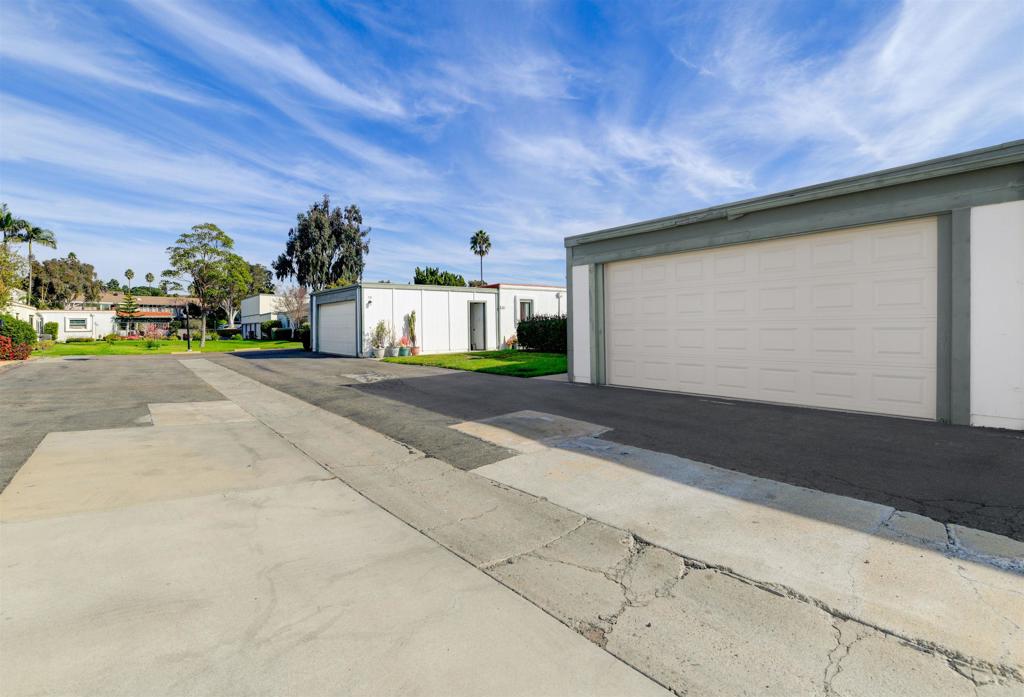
[312,282,565,357]
[565,141,1024,429]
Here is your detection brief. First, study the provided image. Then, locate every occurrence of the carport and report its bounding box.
[566,141,1024,429]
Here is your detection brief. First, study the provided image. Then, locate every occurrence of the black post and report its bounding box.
[185,303,192,352]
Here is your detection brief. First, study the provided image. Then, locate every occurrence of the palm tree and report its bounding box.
[470,230,491,283]
[13,224,56,302]
[125,268,134,291]
[0,204,27,247]
[145,272,155,286]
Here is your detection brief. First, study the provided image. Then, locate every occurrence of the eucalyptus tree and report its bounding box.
[273,195,370,291]
[163,223,234,347]
[470,230,491,283]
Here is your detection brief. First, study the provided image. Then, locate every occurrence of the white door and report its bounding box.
[604,218,938,418]
[470,302,486,350]
[318,300,357,355]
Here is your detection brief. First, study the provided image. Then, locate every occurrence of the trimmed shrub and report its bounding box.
[216,327,242,339]
[65,337,95,343]
[272,327,293,340]
[298,324,311,351]
[261,319,282,338]
[43,321,59,338]
[0,314,37,348]
[515,314,567,353]
[0,335,32,360]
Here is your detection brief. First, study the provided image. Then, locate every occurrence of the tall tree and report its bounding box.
[217,254,253,328]
[124,269,134,290]
[164,223,234,348]
[273,195,370,291]
[0,204,28,247]
[248,263,275,295]
[106,278,122,292]
[31,254,102,309]
[145,272,155,285]
[13,225,56,302]
[0,243,24,309]
[470,230,491,283]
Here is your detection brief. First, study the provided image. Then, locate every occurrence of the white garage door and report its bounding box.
[318,300,357,356]
[604,218,938,418]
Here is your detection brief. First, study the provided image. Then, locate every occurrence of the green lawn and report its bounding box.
[383,350,566,378]
[34,339,302,356]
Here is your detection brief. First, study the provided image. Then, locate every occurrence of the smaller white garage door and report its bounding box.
[318,300,357,356]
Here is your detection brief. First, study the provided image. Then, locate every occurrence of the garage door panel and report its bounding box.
[605,218,938,418]
[318,300,356,356]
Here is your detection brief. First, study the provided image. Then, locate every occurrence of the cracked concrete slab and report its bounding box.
[471,419,1024,675]
[178,362,1023,695]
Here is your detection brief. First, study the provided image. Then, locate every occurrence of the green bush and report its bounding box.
[65,337,95,343]
[216,327,242,339]
[272,327,293,340]
[0,314,38,347]
[145,339,160,350]
[298,324,311,351]
[261,319,282,338]
[516,315,567,353]
[43,321,59,338]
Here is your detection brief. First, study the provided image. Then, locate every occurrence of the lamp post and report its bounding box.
[184,301,192,352]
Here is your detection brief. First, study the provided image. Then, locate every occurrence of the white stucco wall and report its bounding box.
[495,285,565,345]
[570,265,591,383]
[361,286,497,354]
[36,311,117,341]
[970,200,1024,430]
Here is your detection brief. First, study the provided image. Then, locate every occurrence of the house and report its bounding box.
[35,310,117,341]
[4,289,37,324]
[68,291,196,316]
[240,294,292,339]
[565,140,1024,430]
[311,282,566,356]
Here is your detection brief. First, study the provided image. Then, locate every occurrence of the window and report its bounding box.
[68,318,88,330]
[519,300,533,320]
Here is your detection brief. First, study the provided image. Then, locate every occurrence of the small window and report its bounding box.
[68,318,87,329]
[519,300,533,320]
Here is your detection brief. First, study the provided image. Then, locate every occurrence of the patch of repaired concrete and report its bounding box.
[451,409,609,453]
[148,400,255,426]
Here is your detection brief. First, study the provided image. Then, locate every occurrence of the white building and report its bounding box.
[240,294,293,339]
[4,289,37,324]
[35,310,117,341]
[311,282,566,356]
[566,141,1024,430]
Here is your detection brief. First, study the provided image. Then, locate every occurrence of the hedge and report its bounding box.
[43,321,59,338]
[216,327,242,339]
[272,327,293,340]
[261,319,282,338]
[0,314,37,348]
[515,314,567,353]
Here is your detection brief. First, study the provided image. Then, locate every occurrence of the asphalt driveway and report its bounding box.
[211,350,1024,540]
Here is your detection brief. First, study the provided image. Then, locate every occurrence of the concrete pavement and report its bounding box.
[180,358,1024,695]
[0,365,668,696]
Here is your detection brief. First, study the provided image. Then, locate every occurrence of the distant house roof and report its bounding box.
[73,292,197,307]
[115,311,174,318]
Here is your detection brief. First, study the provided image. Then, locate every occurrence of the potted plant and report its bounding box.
[504,334,518,351]
[398,335,411,356]
[370,320,390,359]
[408,310,420,355]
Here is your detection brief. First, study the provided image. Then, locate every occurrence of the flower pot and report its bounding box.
[410,346,421,356]
[398,347,411,356]
[372,347,385,359]
[385,346,398,357]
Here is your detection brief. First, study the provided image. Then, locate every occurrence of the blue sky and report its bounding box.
[1,0,1022,288]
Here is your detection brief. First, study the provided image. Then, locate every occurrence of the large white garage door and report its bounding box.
[318,300,357,356]
[604,218,938,418]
